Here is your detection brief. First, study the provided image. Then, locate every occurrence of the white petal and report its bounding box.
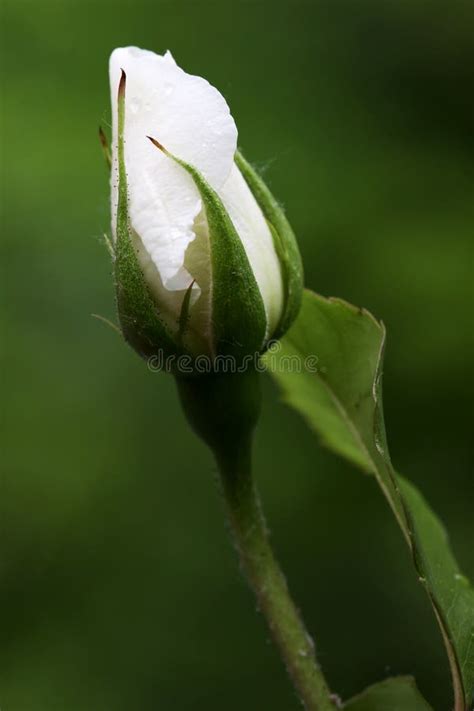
[163,50,177,66]
[219,165,284,337]
[109,46,237,293]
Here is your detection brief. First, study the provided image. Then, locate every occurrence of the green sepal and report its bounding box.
[115,72,180,362]
[98,126,111,170]
[177,279,195,346]
[235,150,303,340]
[193,167,267,357]
[149,138,267,359]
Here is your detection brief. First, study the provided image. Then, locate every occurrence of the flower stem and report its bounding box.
[177,370,335,709]
[215,438,336,711]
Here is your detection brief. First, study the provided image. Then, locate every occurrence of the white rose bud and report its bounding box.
[107,46,303,367]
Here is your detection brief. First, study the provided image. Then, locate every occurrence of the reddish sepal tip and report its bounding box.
[118,69,127,98]
[147,135,166,152]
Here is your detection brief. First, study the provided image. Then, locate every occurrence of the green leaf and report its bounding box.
[235,150,303,339]
[147,138,267,359]
[343,676,433,710]
[399,477,474,709]
[267,289,474,711]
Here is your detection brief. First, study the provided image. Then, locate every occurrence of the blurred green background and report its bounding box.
[2,0,473,709]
